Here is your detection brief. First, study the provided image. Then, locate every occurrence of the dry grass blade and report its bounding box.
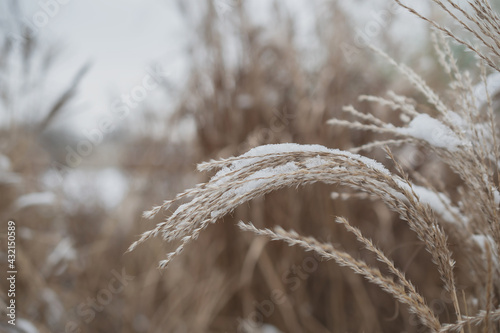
[37,62,91,132]
[335,216,429,312]
[237,221,442,332]
[394,0,500,72]
[440,308,500,333]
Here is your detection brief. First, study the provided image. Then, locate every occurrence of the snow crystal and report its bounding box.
[396,114,465,151]
[16,192,56,209]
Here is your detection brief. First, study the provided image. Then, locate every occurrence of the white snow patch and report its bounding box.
[211,143,391,199]
[16,192,56,209]
[396,114,465,151]
[471,234,498,266]
[445,111,467,128]
[44,238,76,275]
[305,156,326,168]
[208,144,468,227]
[238,322,283,333]
[208,143,390,219]
[472,234,492,253]
[444,111,496,161]
[494,188,500,206]
[473,71,500,110]
[412,185,467,225]
[394,180,467,225]
[448,111,493,143]
[0,154,20,184]
[40,288,64,326]
[261,324,284,333]
[95,168,130,209]
[211,161,300,218]
[231,162,299,197]
[16,318,40,333]
[215,143,390,179]
[0,154,11,170]
[47,168,129,212]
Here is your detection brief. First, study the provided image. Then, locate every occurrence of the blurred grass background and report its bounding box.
[0,0,474,332]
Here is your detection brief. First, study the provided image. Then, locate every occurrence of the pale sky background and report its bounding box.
[3,0,430,131]
[0,0,431,209]
[16,0,190,127]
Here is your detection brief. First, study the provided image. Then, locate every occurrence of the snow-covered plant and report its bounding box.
[130,1,500,331]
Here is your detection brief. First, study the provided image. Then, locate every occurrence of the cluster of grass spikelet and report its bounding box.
[130,1,500,331]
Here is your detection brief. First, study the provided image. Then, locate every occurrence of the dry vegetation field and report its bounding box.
[2,0,500,332]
